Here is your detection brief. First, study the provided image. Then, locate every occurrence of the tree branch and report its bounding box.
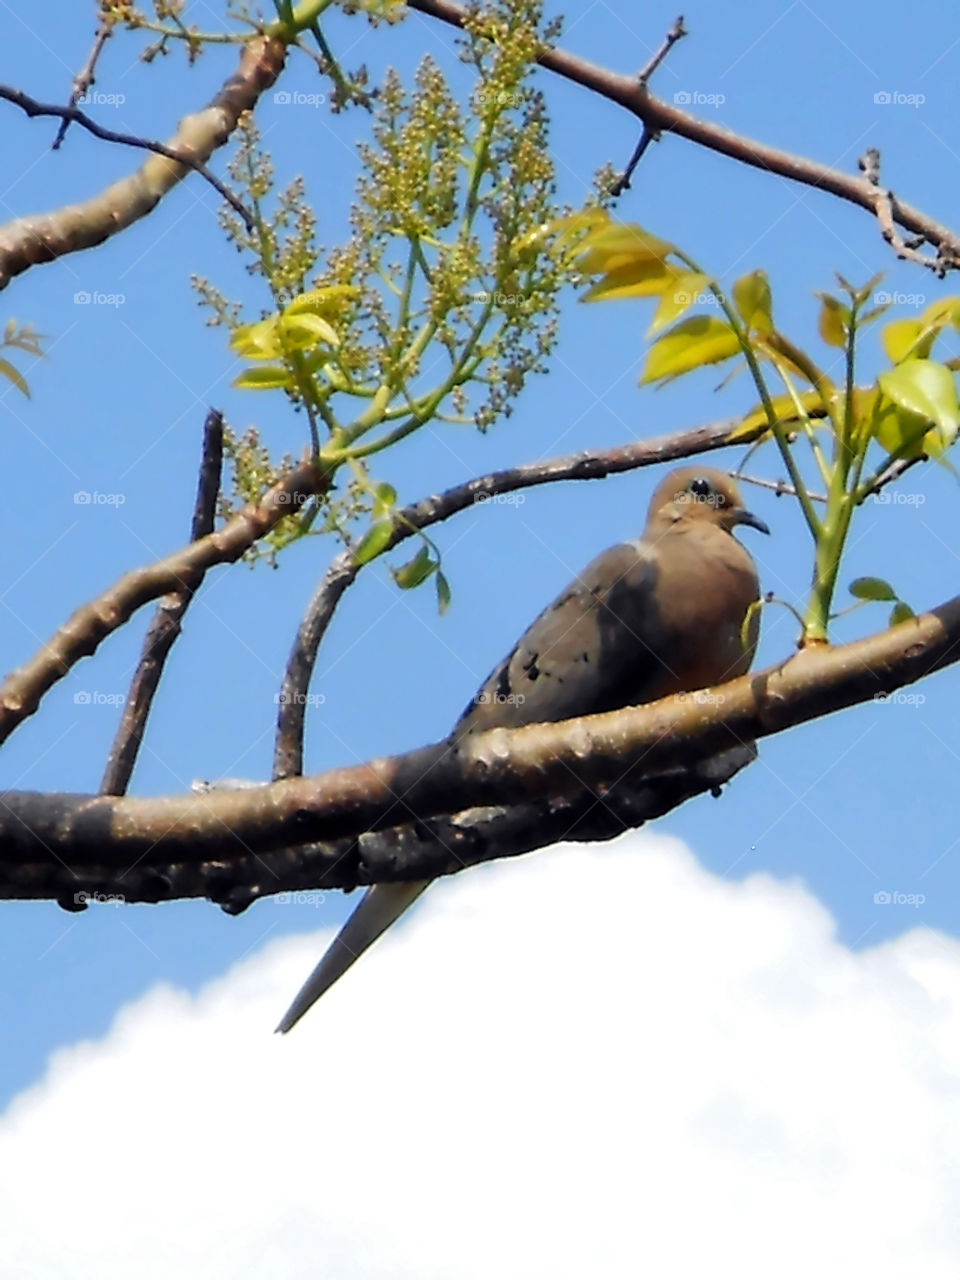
[407,0,960,270]
[0,457,327,749]
[100,410,225,797]
[3,593,959,902]
[0,35,285,287]
[5,747,757,910]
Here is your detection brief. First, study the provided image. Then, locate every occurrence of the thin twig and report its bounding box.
[405,0,960,271]
[859,147,945,275]
[100,410,225,797]
[0,84,254,230]
[736,471,828,503]
[610,126,658,197]
[637,14,687,83]
[53,20,113,150]
[0,34,285,287]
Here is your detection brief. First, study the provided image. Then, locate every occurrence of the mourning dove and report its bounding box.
[276,465,769,1032]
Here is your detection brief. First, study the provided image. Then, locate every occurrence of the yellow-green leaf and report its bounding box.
[517,206,609,256]
[284,285,359,318]
[373,482,397,516]
[890,601,916,625]
[641,315,741,384]
[582,259,683,302]
[436,569,452,614]
[391,545,437,590]
[733,270,773,336]
[648,272,711,334]
[920,296,960,329]
[0,357,29,397]
[280,312,339,349]
[881,317,923,363]
[816,293,848,348]
[733,389,824,439]
[877,358,959,456]
[231,318,282,360]
[354,519,394,565]
[232,364,292,390]
[575,223,675,275]
[850,576,898,603]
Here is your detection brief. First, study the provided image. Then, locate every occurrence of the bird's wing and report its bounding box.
[455,541,667,734]
[275,880,431,1033]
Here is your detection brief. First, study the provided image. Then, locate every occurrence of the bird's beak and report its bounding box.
[731,508,770,535]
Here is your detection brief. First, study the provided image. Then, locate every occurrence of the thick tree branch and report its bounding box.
[100,410,225,797]
[0,35,285,288]
[3,594,960,902]
[273,412,759,780]
[407,0,960,270]
[4,747,757,909]
[0,458,327,749]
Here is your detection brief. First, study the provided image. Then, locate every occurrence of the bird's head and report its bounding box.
[648,467,770,537]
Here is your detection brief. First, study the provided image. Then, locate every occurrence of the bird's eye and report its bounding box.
[689,477,713,499]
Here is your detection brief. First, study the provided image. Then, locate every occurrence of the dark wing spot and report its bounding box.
[496,660,514,700]
[521,651,540,681]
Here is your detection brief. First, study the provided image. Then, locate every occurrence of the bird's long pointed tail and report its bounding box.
[275,880,431,1033]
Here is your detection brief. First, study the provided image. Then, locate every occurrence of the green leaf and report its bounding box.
[0,357,29,397]
[850,577,898,603]
[354,518,395,565]
[391,545,438,590]
[280,312,339,350]
[231,317,282,359]
[920,296,960,329]
[648,272,711,335]
[575,222,675,274]
[373,482,397,516]
[890,601,916,625]
[881,318,922,363]
[732,269,773,335]
[732,389,824,439]
[436,569,452,614]
[232,364,292,390]
[582,259,682,302]
[283,285,359,317]
[816,293,848,347]
[877,358,959,456]
[641,315,741,384]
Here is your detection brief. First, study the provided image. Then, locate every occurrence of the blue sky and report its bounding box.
[2,4,960,1269]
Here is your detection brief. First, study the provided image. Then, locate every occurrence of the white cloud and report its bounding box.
[2,832,960,1278]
